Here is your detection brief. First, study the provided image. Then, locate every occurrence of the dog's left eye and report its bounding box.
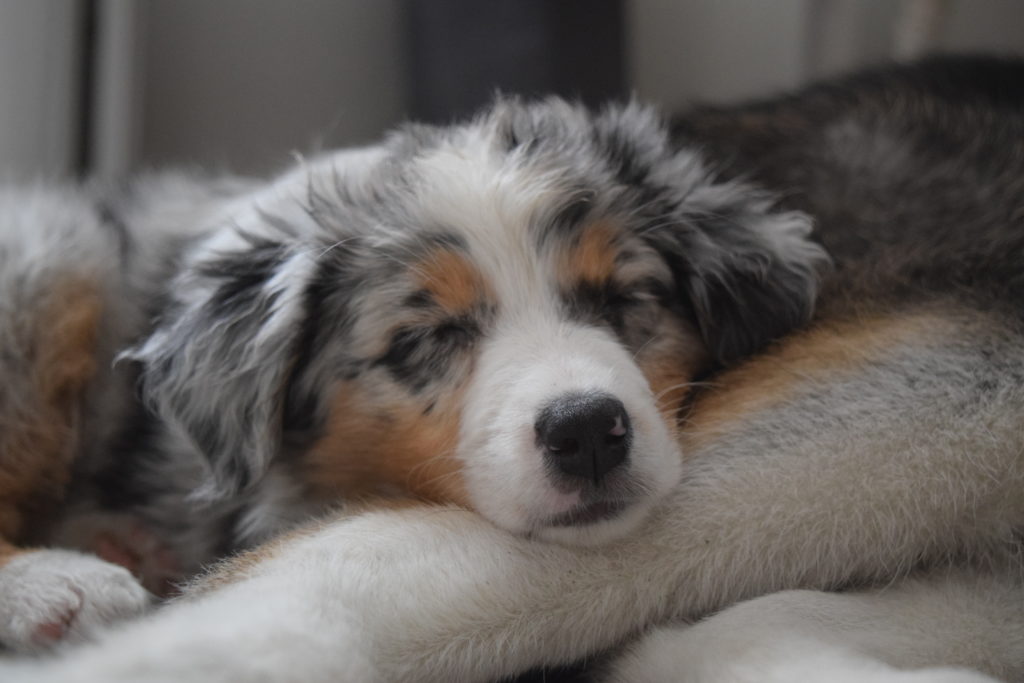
[384,319,479,358]
[374,318,480,391]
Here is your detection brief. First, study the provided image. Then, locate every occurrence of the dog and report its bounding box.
[3,56,1024,682]
[0,73,823,650]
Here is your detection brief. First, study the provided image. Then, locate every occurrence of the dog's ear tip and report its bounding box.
[686,219,825,364]
[131,230,314,496]
[704,299,815,365]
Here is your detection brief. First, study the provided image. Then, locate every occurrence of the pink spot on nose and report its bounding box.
[609,415,627,437]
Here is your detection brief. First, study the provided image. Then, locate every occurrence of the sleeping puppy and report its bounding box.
[4,56,1024,683]
[1,55,1020,683]
[0,98,823,651]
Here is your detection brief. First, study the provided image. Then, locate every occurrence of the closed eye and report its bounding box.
[374,317,482,391]
[562,277,672,352]
[432,318,480,349]
[572,282,627,332]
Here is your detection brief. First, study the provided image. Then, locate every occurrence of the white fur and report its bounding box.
[0,550,151,653]
[2,504,1018,681]
[460,318,681,544]
[5,304,1022,679]
[0,95,1017,681]
[412,136,684,544]
[600,573,1020,683]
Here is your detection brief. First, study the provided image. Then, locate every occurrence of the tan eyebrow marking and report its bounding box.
[416,248,491,314]
[561,221,620,287]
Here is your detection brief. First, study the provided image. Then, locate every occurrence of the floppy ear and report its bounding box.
[669,197,828,363]
[128,230,316,497]
[595,103,828,365]
[636,181,828,364]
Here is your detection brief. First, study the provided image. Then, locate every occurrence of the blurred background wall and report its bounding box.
[2,0,1023,181]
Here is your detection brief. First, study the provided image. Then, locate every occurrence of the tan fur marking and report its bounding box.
[682,312,959,452]
[0,538,25,568]
[562,221,619,287]
[0,277,102,542]
[641,352,704,428]
[303,385,469,507]
[418,249,488,314]
[185,522,320,596]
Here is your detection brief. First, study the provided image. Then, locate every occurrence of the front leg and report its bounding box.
[4,498,1022,683]
[1,507,652,682]
[7,310,1024,681]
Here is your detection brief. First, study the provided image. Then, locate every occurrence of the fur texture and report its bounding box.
[0,91,823,649]
[1,57,1023,681]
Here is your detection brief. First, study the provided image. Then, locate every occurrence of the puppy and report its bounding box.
[10,57,1022,682]
[0,96,823,650]
[2,55,1019,683]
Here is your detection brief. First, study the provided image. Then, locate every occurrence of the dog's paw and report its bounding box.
[0,549,152,652]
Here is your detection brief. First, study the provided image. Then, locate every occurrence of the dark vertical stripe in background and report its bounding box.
[77,0,99,176]
[406,0,625,124]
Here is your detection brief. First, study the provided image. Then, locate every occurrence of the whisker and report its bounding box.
[315,237,358,258]
[630,335,659,361]
[653,380,718,405]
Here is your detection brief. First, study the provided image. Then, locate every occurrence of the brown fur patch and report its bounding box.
[634,322,710,440]
[561,221,619,287]
[641,349,706,424]
[302,384,469,507]
[0,538,25,568]
[184,522,320,597]
[0,277,103,542]
[682,311,959,452]
[418,248,489,314]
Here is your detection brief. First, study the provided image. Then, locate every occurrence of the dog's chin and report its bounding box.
[529,498,654,547]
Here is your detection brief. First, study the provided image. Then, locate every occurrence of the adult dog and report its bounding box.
[4,57,1024,681]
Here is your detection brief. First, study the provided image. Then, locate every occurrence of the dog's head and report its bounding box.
[133,99,826,545]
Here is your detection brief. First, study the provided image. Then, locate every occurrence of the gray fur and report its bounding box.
[0,56,1023,679]
[0,96,825,593]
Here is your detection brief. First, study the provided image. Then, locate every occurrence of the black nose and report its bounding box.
[535,392,631,484]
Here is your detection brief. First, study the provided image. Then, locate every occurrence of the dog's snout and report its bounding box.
[535,392,631,483]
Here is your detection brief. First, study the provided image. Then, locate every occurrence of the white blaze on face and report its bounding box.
[460,319,683,545]
[410,129,683,545]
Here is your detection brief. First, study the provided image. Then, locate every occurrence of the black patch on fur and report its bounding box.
[93,402,164,510]
[689,260,816,363]
[546,192,596,238]
[420,230,469,252]
[595,127,677,220]
[376,327,429,388]
[642,207,820,365]
[563,280,632,335]
[281,245,360,437]
[200,237,289,315]
[595,116,823,365]
[135,233,315,497]
[374,316,481,392]
[404,289,434,309]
